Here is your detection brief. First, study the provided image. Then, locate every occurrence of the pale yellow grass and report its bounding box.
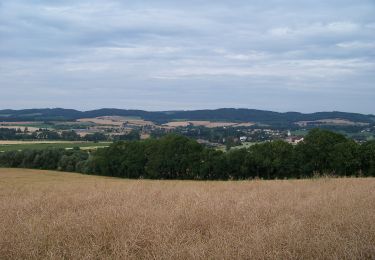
[0,168,374,260]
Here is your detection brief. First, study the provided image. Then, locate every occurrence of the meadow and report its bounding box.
[0,168,374,259]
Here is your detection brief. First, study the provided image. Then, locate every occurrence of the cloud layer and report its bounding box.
[1,0,374,113]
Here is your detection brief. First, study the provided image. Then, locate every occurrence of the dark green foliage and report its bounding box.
[0,128,19,140]
[359,141,375,176]
[83,133,107,142]
[113,130,140,141]
[61,131,81,141]
[91,141,147,178]
[330,141,361,176]
[0,130,374,179]
[58,150,89,172]
[0,127,108,141]
[295,129,363,176]
[250,141,297,179]
[199,149,227,180]
[144,135,203,179]
[0,148,88,171]
[32,130,60,140]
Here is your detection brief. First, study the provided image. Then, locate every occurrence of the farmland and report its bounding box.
[2,108,375,144]
[0,168,374,259]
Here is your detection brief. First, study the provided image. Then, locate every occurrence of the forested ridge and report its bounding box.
[0,129,374,179]
[1,108,374,126]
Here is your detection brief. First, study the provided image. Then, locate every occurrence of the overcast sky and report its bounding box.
[0,0,374,113]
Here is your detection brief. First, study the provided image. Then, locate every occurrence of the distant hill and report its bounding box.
[0,108,374,127]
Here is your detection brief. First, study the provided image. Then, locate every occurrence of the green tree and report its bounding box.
[296,129,348,176]
[359,141,375,176]
[330,141,360,176]
[250,141,296,179]
[145,135,203,179]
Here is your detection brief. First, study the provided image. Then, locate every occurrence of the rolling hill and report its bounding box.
[0,108,374,126]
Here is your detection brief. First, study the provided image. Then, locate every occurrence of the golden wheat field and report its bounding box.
[0,168,374,260]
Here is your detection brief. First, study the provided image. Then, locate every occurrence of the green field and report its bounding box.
[0,142,111,152]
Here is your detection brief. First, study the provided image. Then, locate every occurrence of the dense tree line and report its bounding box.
[0,129,374,179]
[0,148,89,172]
[0,128,81,141]
[0,128,139,142]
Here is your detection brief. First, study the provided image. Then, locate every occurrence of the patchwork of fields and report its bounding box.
[0,168,374,259]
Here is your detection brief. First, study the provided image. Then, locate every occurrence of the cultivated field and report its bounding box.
[0,169,374,259]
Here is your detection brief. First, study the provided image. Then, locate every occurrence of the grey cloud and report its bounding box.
[0,0,374,113]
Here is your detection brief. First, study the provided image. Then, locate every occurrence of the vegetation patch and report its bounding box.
[1,129,374,179]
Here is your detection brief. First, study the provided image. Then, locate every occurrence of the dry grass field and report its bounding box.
[0,168,374,260]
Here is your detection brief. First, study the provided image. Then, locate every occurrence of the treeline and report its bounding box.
[0,128,140,142]
[0,148,89,172]
[0,129,374,179]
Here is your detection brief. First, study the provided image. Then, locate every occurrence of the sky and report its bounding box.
[0,0,374,113]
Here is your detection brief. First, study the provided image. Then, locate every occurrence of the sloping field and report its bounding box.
[0,168,374,259]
